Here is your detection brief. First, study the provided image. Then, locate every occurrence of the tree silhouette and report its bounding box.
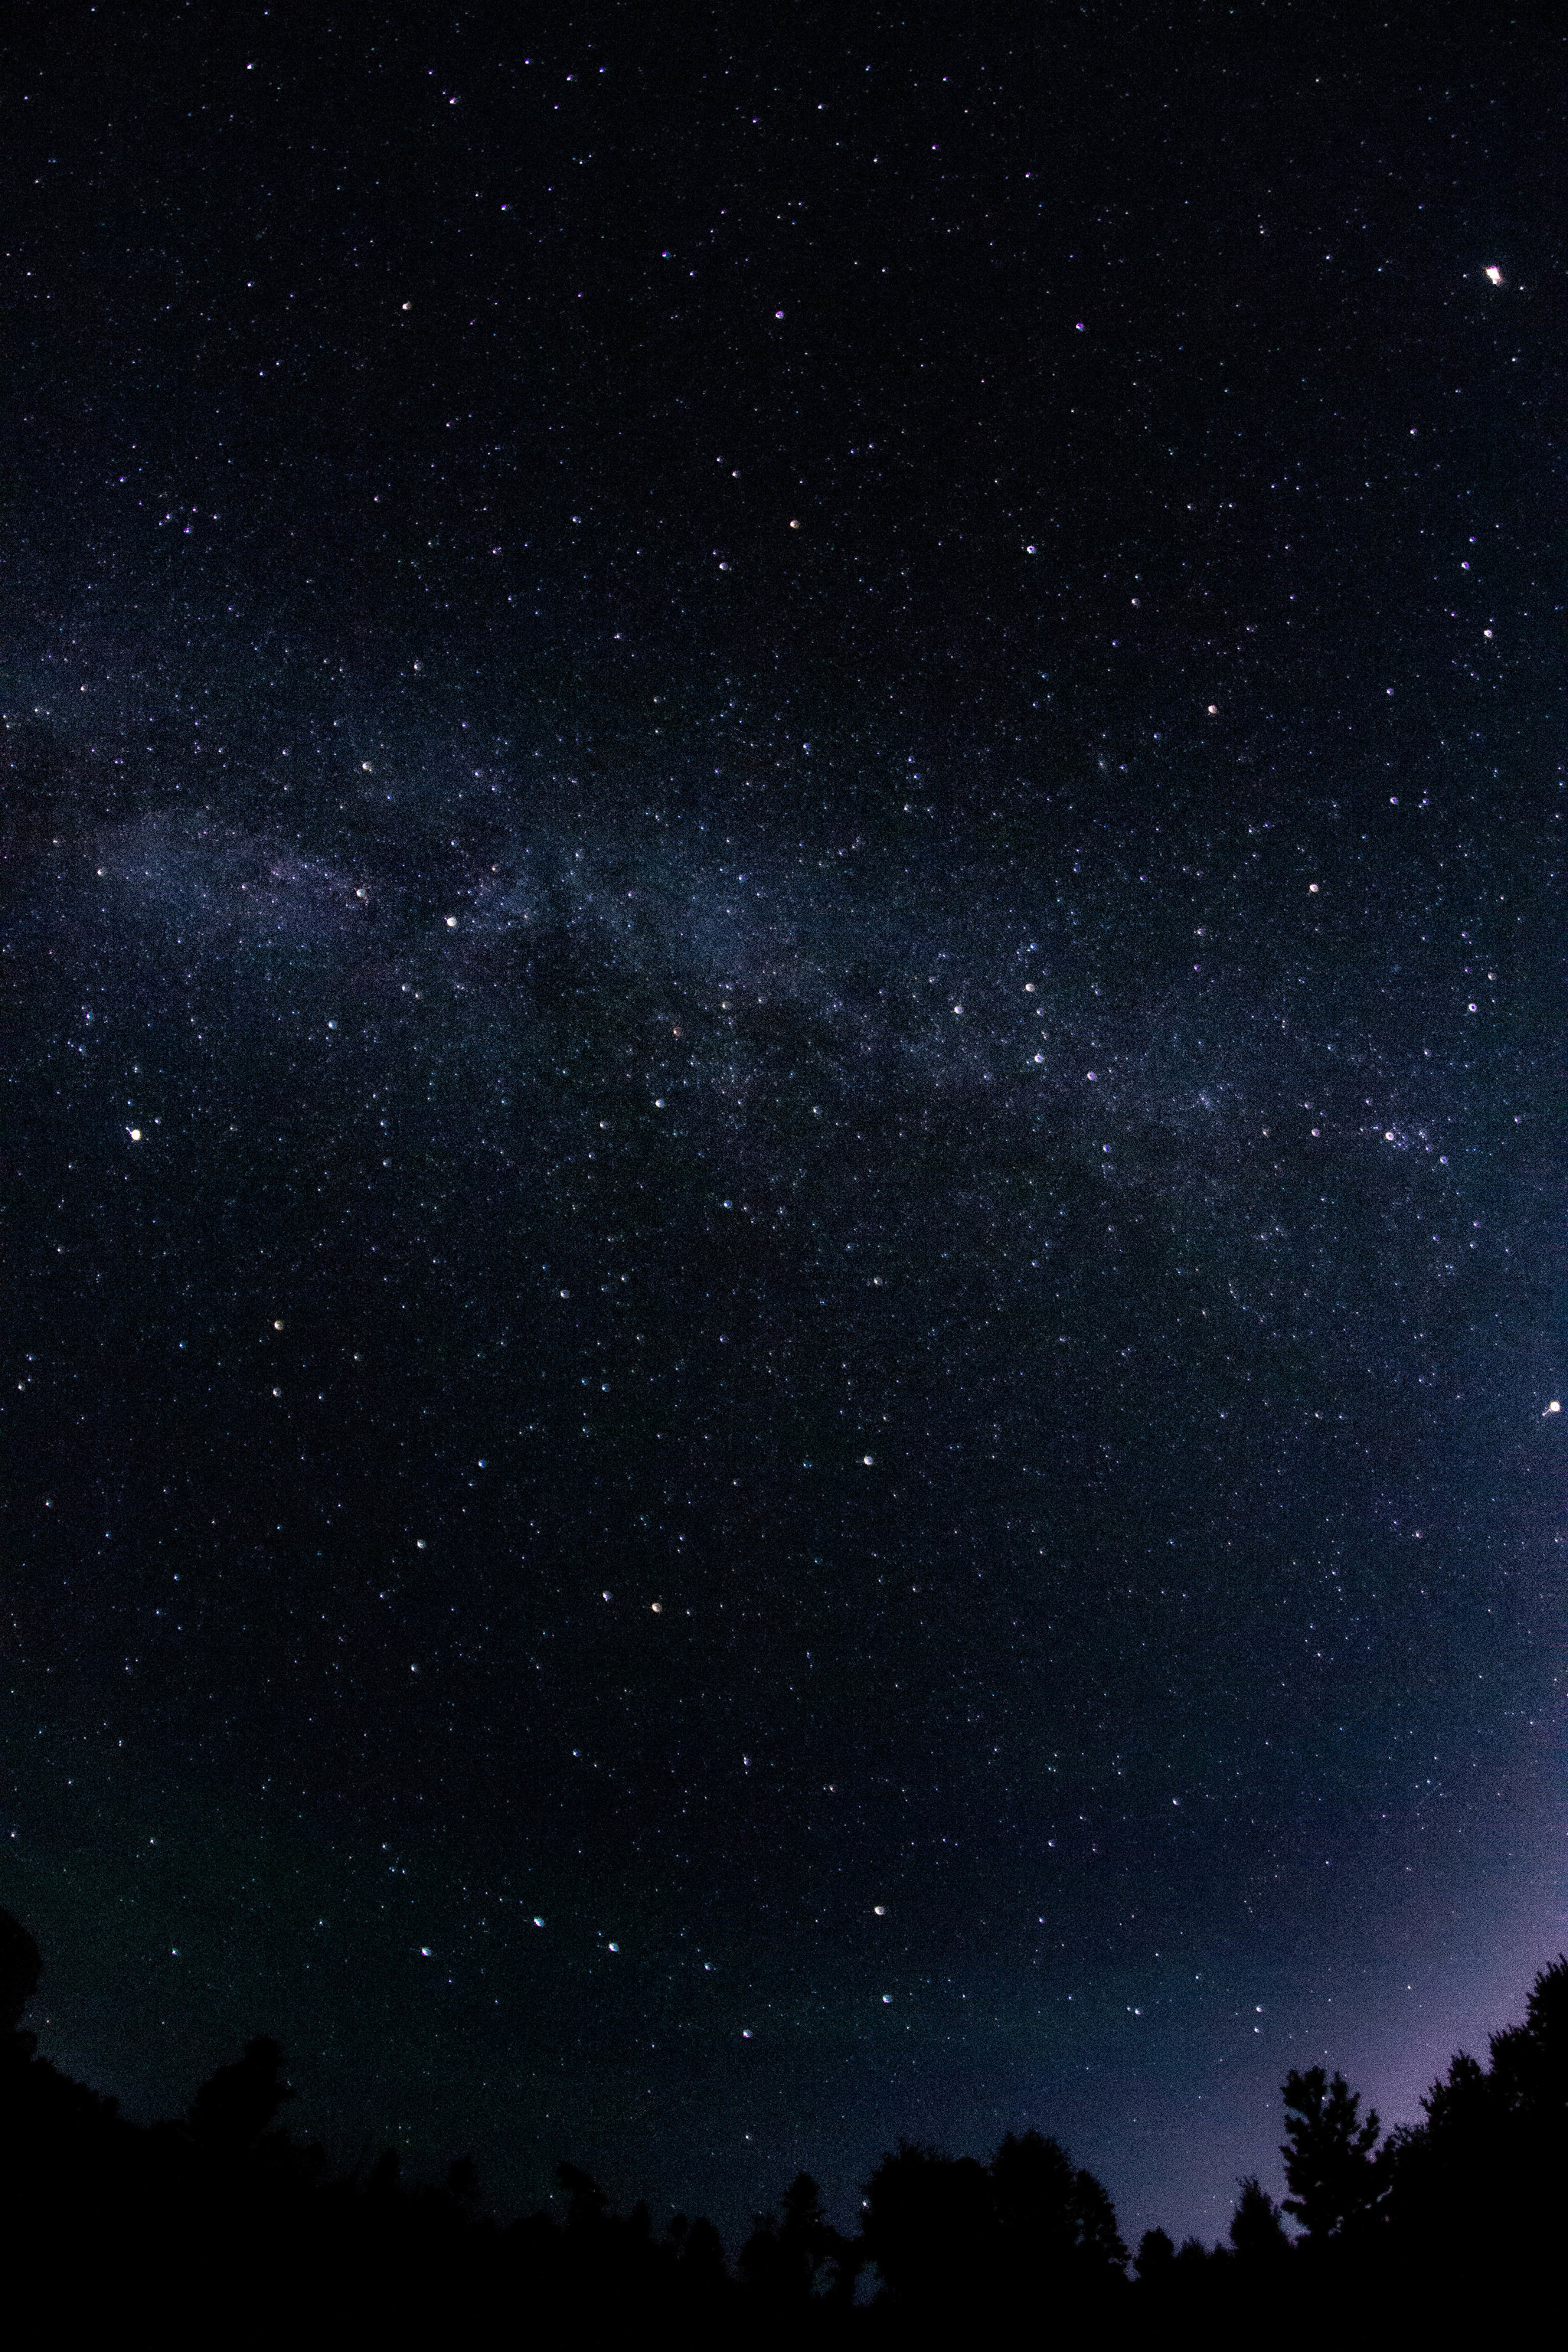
[3,1899,1566,2334]
[740,2171,853,2312]
[859,2129,1125,2318]
[1229,2174,1292,2269]
[1134,2225,1176,2283]
[1279,2066,1381,2244]
[988,2125,1126,2292]
[1384,1953,1568,2295]
[188,2035,296,2152]
[1417,2047,1490,2142]
[669,2209,728,2291]
[445,2153,481,2210]
[1482,1952,1568,2126]
[989,2126,1080,2272]
[1067,2161,1129,2279]
[556,2159,610,2233]
[860,2141,995,2309]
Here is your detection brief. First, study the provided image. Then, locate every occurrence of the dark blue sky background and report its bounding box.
[2,1,1562,2252]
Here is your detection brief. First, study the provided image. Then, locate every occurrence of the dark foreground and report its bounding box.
[0,1909,1558,2340]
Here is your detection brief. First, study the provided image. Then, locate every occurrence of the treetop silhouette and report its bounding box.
[188,2035,296,2152]
[1,1904,1563,2331]
[1279,2064,1381,2244]
[1229,2174,1292,2267]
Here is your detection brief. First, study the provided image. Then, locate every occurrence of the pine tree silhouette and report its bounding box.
[1229,2174,1292,2268]
[1385,1954,1568,2300]
[740,2171,849,2312]
[188,2035,296,2151]
[1279,2066,1381,2244]
[2,1899,1564,2334]
[1134,2226,1176,2284]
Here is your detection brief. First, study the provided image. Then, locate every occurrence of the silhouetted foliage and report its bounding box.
[861,2141,995,2311]
[1,1904,1564,2338]
[990,2126,1128,2302]
[1279,2065,1382,2244]
[1487,1952,1568,2122]
[188,2034,296,2151]
[1231,2173,1297,2285]
[1381,1953,1568,2298]
[556,2157,610,2231]
[740,2171,860,2315]
[671,2208,730,2297]
[446,2152,481,2209]
[1134,2225,1175,2283]
[858,2127,1126,2321]
[1229,2174,1292,2269]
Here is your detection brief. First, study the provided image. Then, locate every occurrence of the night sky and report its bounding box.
[3,2,1563,2255]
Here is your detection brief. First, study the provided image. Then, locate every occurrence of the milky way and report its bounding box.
[4,1,1562,2260]
[8,658,1557,2239]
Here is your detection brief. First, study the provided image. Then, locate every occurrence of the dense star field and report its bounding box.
[2,5,1562,2253]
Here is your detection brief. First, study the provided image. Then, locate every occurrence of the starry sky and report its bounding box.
[2,2,1563,2253]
